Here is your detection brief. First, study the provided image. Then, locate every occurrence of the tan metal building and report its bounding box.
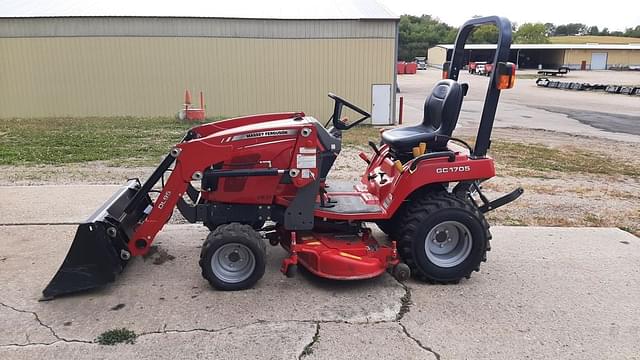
[0,0,398,124]
[427,43,640,70]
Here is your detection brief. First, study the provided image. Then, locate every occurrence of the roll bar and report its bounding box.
[447,16,512,157]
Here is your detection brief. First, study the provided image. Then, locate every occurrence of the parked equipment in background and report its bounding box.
[536,78,639,96]
[537,67,570,77]
[405,62,417,74]
[42,16,523,300]
[468,61,476,73]
[469,61,493,76]
[480,63,494,76]
[415,57,427,70]
[397,62,418,75]
[178,90,206,121]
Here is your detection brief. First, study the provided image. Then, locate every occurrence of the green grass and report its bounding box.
[2,117,638,180]
[341,125,386,146]
[0,117,222,166]
[550,35,640,44]
[0,117,383,166]
[490,141,640,178]
[347,130,640,178]
[96,328,137,345]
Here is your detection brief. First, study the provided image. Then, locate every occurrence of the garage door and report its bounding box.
[591,52,608,70]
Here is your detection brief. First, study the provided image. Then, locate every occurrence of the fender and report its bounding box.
[381,154,496,216]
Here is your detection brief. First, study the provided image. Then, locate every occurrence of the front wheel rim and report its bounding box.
[211,243,256,283]
[424,221,473,268]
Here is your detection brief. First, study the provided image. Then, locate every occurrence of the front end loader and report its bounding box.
[43,16,523,299]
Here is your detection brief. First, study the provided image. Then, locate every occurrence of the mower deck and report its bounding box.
[280,229,398,280]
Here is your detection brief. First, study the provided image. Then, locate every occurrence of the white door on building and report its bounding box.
[591,52,608,70]
[371,84,391,125]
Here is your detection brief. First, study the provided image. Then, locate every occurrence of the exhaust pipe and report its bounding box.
[41,180,152,300]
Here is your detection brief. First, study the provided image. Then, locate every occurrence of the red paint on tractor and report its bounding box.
[42,16,523,299]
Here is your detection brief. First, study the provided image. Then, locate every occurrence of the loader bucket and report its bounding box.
[42,180,152,300]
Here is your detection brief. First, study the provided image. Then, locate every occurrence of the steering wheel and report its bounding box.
[326,93,371,131]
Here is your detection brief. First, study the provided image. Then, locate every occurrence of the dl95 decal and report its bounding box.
[436,166,471,174]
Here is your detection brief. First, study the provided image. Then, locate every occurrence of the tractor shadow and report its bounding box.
[293,264,395,293]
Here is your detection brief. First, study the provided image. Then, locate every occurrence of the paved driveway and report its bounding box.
[0,185,638,359]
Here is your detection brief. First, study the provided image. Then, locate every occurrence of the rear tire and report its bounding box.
[199,223,266,291]
[398,193,491,283]
[375,219,398,238]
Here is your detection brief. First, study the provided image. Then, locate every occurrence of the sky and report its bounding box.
[378,0,640,32]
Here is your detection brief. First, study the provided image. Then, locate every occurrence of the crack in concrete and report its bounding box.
[395,281,412,321]
[137,322,261,338]
[0,277,440,357]
[399,322,441,360]
[0,301,93,347]
[392,279,442,360]
[0,319,273,349]
[298,322,320,360]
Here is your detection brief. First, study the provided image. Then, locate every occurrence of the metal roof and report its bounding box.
[435,43,640,50]
[0,0,398,20]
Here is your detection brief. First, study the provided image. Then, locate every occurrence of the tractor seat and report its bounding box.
[382,79,467,153]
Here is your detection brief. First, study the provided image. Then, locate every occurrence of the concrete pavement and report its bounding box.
[1,185,639,359]
[0,185,122,224]
[396,69,640,143]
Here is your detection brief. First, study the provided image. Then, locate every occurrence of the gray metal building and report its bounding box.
[0,0,399,124]
[428,43,640,70]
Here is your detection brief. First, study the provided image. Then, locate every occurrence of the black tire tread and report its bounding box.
[376,185,448,240]
[199,222,267,290]
[397,192,491,284]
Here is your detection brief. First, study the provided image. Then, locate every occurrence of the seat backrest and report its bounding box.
[422,79,465,137]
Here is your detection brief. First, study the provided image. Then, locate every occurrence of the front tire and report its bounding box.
[399,193,491,283]
[199,223,267,291]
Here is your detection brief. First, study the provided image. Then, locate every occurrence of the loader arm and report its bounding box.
[128,137,233,256]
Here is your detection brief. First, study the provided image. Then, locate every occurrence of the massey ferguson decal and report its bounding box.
[231,129,297,141]
[436,165,471,174]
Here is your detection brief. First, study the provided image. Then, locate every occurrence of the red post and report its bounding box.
[398,96,404,125]
[199,91,205,110]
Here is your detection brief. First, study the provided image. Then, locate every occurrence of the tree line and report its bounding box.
[546,23,640,37]
[399,15,640,61]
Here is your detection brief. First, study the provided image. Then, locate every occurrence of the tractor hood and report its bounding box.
[214,116,319,139]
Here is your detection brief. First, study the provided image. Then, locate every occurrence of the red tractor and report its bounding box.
[43,16,522,299]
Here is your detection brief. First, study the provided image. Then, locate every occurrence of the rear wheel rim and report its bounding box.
[211,243,256,283]
[424,221,472,268]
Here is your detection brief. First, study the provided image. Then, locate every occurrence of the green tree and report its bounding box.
[544,23,556,36]
[398,14,457,61]
[625,26,640,37]
[588,26,600,36]
[555,24,568,36]
[514,23,550,44]
[600,27,610,36]
[552,23,588,36]
[565,23,587,35]
[469,24,498,44]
